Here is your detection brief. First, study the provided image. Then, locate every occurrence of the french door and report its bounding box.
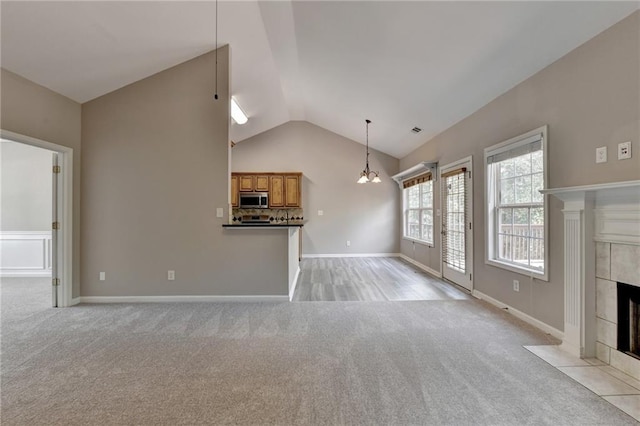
[441,157,473,291]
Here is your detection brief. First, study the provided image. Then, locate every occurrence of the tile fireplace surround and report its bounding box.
[542,180,640,381]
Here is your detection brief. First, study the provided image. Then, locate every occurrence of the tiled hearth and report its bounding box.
[525,345,640,421]
[595,242,640,380]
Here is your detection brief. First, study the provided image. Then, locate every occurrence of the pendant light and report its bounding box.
[357,119,381,184]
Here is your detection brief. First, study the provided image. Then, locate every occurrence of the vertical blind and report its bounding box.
[442,168,467,273]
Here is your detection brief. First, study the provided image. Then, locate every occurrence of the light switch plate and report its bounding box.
[99,272,106,281]
[318,210,324,216]
[216,207,224,218]
[596,146,607,163]
[618,141,632,160]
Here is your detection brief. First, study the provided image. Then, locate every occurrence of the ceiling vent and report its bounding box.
[411,127,422,133]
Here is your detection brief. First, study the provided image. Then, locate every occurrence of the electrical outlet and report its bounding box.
[168,270,175,281]
[513,280,519,292]
[346,240,351,247]
[318,210,324,216]
[618,141,632,160]
[216,208,224,218]
[99,272,106,281]
[595,146,607,163]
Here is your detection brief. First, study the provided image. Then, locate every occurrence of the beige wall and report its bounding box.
[0,141,53,231]
[0,68,82,296]
[232,121,401,255]
[400,12,640,331]
[81,46,289,297]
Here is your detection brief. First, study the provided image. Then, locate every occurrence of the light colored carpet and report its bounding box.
[1,277,638,425]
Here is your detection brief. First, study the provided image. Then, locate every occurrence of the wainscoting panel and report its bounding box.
[0,232,52,277]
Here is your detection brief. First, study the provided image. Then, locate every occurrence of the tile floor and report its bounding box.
[525,345,640,421]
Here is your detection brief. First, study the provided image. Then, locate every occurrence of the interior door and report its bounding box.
[51,153,59,307]
[441,159,473,291]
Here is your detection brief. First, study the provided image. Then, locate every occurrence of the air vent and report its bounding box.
[411,127,422,133]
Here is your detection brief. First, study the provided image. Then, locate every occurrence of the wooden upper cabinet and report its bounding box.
[284,174,301,207]
[238,175,254,192]
[269,176,284,208]
[230,175,239,207]
[255,175,269,192]
[232,172,302,209]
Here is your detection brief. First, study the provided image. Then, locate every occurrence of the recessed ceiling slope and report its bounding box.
[0,1,290,143]
[275,1,638,158]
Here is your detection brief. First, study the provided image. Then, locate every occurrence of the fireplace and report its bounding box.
[618,282,640,360]
[543,180,640,381]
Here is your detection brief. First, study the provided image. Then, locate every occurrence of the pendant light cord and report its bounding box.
[214,0,219,100]
[365,119,371,173]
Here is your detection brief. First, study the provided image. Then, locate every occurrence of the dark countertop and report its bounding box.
[222,223,304,228]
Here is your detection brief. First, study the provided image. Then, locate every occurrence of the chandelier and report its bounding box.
[357,119,381,184]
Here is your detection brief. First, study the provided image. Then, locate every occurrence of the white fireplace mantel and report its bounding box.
[541,180,640,358]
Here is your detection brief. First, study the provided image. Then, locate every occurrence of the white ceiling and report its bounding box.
[1,1,638,158]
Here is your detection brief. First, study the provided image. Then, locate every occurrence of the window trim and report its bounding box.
[484,125,549,281]
[402,178,434,246]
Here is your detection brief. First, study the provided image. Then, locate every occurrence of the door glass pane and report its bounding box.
[444,173,466,273]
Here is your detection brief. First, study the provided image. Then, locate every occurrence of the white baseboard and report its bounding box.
[71,297,81,306]
[472,289,564,340]
[302,253,401,258]
[398,254,442,278]
[78,295,289,304]
[289,266,301,301]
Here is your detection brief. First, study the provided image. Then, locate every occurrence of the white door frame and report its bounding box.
[1,129,74,307]
[440,156,473,291]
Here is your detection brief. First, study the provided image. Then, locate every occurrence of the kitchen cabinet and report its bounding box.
[269,176,285,207]
[239,175,254,192]
[231,172,302,209]
[285,175,301,207]
[255,175,269,192]
[231,175,238,207]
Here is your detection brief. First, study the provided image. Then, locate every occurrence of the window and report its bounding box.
[485,126,548,280]
[403,174,433,245]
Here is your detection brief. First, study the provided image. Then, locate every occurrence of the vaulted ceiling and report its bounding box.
[1,1,637,158]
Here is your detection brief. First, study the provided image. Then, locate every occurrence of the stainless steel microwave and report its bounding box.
[239,192,269,209]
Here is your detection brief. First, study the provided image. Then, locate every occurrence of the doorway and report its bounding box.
[440,156,473,291]
[0,130,73,307]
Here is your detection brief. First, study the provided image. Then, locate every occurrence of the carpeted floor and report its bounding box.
[1,277,638,425]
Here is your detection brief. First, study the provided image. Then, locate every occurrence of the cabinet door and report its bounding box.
[269,175,284,207]
[255,175,269,192]
[231,175,239,207]
[239,175,254,192]
[285,174,301,207]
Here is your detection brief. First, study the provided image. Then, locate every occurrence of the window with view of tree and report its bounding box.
[403,174,433,245]
[485,127,548,279]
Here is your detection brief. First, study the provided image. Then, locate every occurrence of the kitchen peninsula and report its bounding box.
[222,172,305,300]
